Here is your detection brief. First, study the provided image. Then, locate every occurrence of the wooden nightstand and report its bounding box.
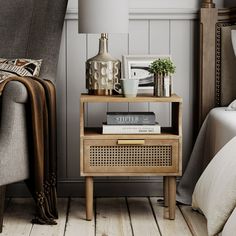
[80,94,182,220]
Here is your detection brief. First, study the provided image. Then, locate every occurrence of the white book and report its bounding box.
[102,123,161,134]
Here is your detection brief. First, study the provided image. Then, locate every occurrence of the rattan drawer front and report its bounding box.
[83,139,179,174]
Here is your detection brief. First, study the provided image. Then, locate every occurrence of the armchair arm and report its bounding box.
[1,81,28,103]
[0,81,29,186]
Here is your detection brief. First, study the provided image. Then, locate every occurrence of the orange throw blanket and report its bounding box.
[0,77,58,224]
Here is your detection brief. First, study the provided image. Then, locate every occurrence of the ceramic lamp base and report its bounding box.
[86,59,120,96]
[88,88,113,96]
[86,33,121,96]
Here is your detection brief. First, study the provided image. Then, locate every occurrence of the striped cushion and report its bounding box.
[0,58,42,82]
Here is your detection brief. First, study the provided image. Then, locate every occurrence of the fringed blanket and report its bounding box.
[0,76,58,224]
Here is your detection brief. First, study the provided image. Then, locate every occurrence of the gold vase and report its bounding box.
[86,33,121,96]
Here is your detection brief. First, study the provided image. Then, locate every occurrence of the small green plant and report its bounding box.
[149,58,176,75]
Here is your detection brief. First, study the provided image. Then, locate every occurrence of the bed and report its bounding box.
[177,0,236,235]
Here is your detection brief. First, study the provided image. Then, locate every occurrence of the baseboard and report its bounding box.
[6,178,180,197]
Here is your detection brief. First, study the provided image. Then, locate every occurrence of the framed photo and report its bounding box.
[122,55,171,93]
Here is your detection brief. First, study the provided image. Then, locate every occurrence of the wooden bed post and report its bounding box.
[199,0,218,126]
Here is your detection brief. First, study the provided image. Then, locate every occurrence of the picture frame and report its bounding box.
[122,55,171,93]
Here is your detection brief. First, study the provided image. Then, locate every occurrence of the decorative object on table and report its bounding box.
[149,58,176,97]
[107,112,156,125]
[122,55,171,94]
[102,123,161,134]
[104,111,159,134]
[120,78,139,98]
[78,0,129,96]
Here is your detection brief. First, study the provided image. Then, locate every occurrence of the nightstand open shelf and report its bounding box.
[80,94,182,221]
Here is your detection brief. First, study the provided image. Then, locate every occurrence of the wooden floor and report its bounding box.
[1,198,208,236]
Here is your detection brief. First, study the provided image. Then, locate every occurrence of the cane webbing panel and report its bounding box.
[89,145,172,167]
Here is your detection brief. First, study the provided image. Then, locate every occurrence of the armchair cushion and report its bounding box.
[0,58,42,83]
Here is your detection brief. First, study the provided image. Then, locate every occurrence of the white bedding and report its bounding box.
[204,107,236,159]
[177,107,236,204]
[192,136,236,235]
[177,107,236,235]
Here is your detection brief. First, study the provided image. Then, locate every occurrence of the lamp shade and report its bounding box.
[78,0,129,34]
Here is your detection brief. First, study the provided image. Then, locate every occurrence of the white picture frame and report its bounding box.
[122,55,171,93]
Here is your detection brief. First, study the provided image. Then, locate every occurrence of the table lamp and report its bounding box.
[78,0,129,95]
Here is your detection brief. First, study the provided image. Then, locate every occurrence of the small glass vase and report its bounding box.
[154,74,172,97]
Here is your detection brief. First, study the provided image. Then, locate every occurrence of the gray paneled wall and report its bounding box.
[52,8,198,196]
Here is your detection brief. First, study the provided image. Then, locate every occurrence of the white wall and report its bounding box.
[69,0,235,11]
[50,0,199,197]
[68,0,236,10]
[69,0,201,10]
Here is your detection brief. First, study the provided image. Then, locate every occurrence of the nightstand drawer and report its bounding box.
[83,139,179,174]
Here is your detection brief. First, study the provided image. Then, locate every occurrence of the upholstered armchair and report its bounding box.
[0,0,68,232]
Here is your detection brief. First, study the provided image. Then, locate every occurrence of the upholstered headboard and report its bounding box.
[199,0,236,125]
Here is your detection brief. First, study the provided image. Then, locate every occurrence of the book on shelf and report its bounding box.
[106,112,156,125]
[102,123,161,134]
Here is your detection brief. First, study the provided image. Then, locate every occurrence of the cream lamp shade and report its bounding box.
[78,0,129,34]
[78,0,129,96]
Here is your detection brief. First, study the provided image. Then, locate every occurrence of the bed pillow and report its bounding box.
[226,99,236,110]
[192,136,236,236]
[0,58,42,82]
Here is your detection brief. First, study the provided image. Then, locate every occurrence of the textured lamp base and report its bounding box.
[86,60,120,96]
[88,88,113,96]
[86,33,121,96]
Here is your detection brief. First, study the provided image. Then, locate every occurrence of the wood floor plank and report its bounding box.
[30,198,68,236]
[150,198,192,236]
[65,198,94,236]
[128,197,161,236]
[1,198,34,236]
[96,198,133,236]
[180,205,208,236]
[1,197,209,236]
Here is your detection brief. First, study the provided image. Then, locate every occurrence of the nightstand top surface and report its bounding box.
[80,93,182,103]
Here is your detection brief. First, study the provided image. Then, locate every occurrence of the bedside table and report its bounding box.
[80,94,182,220]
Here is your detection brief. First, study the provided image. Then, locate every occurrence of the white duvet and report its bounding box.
[177,107,236,235]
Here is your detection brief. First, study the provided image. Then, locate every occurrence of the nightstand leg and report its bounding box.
[163,176,169,207]
[86,176,93,220]
[168,176,176,220]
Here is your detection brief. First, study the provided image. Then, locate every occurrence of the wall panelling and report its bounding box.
[8,5,199,196]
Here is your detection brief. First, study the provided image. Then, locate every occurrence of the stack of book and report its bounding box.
[102,112,161,134]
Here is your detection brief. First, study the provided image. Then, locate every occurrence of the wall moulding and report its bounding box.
[66,8,199,20]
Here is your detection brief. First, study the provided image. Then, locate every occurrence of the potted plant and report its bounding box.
[149,58,176,97]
